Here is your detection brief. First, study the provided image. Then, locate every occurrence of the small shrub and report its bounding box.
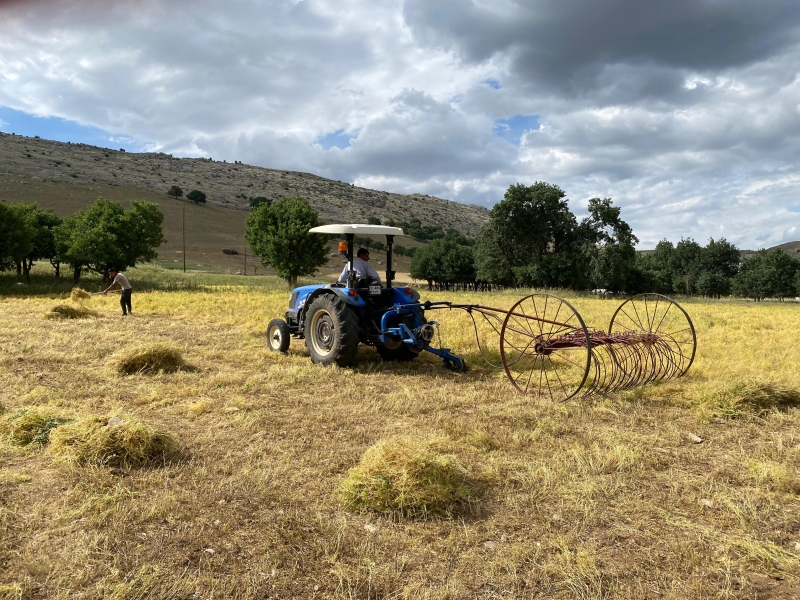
[0,409,71,446]
[697,378,800,420]
[338,436,474,519]
[111,344,185,375]
[49,416,178,467]
[44,305,98,319]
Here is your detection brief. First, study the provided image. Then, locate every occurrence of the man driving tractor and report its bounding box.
[338,247,381,285]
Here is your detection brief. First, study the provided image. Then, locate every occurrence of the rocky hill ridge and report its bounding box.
[0,132,488,235]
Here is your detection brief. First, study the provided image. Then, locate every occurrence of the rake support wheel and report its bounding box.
[499,294,592,401]
[609,293,697,380]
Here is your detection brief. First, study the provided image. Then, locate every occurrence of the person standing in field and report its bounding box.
[104,268,133,316]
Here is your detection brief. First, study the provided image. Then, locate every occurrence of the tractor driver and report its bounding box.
[338,247,381,286]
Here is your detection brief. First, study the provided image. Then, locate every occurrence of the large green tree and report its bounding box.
[580,197,639,292]
[410,239,475,290]
[474,183,637,291]
[244,197,327,286]
[55,197,165,281]
[17,204,62,281]
[731,249,800,300]
[475,182,578,288]
[0,202,37,280]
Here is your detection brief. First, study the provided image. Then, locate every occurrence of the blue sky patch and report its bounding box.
[316,129,356,150]
[788,205,800,213]
[482,78,501,89]
[0,106,145,151]
[493,114,540,146]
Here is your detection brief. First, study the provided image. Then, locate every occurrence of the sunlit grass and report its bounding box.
[1,267,799,598]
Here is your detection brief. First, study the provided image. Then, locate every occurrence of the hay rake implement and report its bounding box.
[268,225,696,402]
[422,293,696,401]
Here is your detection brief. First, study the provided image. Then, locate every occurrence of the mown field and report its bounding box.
[1,266,799,599]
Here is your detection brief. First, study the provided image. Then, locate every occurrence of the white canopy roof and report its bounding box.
[309,224,405,236]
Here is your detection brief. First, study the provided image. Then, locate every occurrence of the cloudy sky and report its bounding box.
[1,0,799,248]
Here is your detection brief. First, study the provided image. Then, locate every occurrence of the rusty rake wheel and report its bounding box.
[609,293,697,379]
[499,294,592,401]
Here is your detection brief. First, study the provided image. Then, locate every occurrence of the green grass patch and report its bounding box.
[1,408,71,446]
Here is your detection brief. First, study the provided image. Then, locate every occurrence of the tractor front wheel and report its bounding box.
[266,318,291,353]
[305,295,360,367]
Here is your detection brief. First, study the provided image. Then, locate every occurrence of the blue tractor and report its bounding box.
[265,224,466,370]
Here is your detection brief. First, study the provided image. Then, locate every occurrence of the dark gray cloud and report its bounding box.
[0,0,799,248]
[404,0,800,99]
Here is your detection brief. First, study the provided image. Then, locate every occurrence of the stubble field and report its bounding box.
[1,269,799,599]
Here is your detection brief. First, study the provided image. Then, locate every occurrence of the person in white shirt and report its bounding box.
[103,268,133,316]
[338,247,382,286]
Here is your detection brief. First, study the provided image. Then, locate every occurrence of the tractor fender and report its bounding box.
[299,287,365,326]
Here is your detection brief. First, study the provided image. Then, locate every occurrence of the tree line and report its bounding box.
[409,182,800,299]
[0,197,165,282]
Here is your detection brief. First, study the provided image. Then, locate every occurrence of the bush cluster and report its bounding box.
[0,197,165,283]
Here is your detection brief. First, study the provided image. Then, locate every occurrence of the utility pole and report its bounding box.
[182,200,186,273]
[244,244,247,276]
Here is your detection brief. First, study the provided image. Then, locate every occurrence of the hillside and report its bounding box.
[0,173,423,279]
[742,240,800,258]
[0,132,488,235]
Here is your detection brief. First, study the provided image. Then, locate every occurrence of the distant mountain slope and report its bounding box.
[741,241,800,258]
[0,132,488,235]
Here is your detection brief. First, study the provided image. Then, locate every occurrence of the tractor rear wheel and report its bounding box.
[305,295,360,367]
[376,341,418,362]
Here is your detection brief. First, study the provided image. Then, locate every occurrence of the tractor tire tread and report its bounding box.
[305,294,360,367]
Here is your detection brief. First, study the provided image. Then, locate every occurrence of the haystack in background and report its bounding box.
[338,435,475,519]
[44,304,99,320]
[0,408,71,446]
[49,416,178,467]
[70,287,93,302]
[111,343,185,375]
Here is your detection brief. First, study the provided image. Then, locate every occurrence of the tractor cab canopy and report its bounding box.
[309,224,405,289]
[309,224,404,237]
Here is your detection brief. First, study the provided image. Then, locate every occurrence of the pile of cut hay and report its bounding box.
[111,343,185,375]
[697,377,800,420]
[49,416,178,467]
[70,287,93,302]
[44,304,99,320]
[338,435,475,519]
[0,408,71,446]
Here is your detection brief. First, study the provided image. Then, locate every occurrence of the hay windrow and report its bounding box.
[70,287,93,302]
[1,408,71,446]
[337,435,475,519]
[111,343,186,375]
[49,416,178,467]
[44,304,99,320]
[696,378,800,421]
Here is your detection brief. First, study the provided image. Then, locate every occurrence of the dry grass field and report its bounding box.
[1,268,799,599]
